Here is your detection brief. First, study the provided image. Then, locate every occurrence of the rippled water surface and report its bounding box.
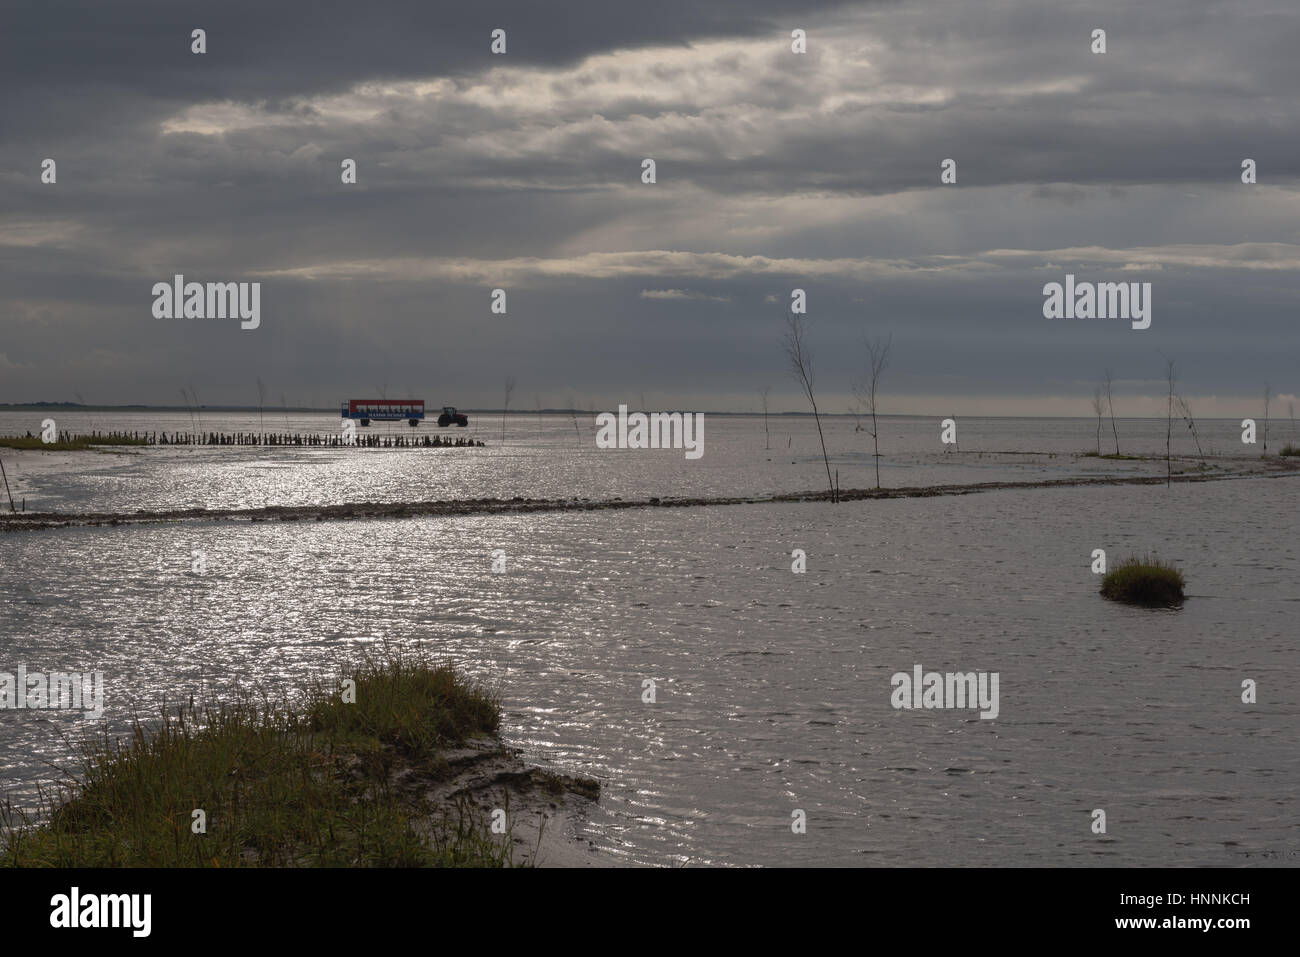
[0,411,1264,512]
[1,414,1296,865]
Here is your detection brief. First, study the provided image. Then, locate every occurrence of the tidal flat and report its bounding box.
[2,413,1296,865]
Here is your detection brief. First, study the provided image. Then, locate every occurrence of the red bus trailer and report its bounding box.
[340,399,425,426]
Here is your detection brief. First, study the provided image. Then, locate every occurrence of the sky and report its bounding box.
[1,0,1298,416]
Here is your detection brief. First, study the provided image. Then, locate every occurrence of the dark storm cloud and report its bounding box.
[1,0,1297,412]
[0,0,861,140]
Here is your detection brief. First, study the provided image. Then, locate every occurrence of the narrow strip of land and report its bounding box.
[4,460,1296,532]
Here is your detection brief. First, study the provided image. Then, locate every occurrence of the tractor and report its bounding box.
[437,406,469,427]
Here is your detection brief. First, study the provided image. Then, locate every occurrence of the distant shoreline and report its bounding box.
[0,404,1265,421]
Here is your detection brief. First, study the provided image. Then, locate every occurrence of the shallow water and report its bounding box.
[2,450,1296,866]
[0,411,1259,513]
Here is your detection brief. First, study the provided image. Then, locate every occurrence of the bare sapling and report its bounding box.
[853,333,892,489]
[783,312,836,502]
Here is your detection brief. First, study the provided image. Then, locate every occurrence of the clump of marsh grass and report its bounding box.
[0,653,509,867]
[1100,555,1186,607]
[1280,444,1300,457]
[307,654,500,778]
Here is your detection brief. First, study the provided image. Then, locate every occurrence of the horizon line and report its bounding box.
[0,402,1281,422]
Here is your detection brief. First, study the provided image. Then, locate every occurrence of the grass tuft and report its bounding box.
[1,653,510,867]
[1100,555,1186,607]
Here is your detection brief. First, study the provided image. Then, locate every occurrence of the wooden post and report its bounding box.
[0,457,15,512]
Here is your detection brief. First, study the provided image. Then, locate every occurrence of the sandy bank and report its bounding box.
[3,457,1296,532]
[413,738,615,867]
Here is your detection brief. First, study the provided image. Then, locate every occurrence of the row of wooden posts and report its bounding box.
[40,430,485,448]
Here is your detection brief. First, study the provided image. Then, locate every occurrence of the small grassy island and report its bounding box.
[1,656,598,867]
[1100,555,1186,608]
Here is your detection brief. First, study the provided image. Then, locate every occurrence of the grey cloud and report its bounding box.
[0,0,1296,411]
